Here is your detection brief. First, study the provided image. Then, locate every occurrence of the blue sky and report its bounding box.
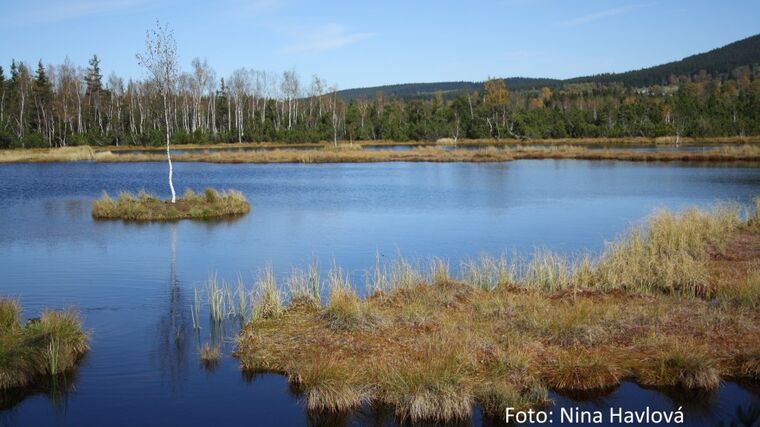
[1,0,758,89]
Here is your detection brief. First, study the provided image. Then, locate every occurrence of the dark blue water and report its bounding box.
[1,160,759,426]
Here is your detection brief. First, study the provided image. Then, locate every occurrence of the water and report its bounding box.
[1,160,759,426]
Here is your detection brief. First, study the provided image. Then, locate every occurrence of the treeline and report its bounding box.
[1,55,759,148]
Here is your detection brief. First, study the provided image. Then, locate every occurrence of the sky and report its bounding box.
[1,0,758,89]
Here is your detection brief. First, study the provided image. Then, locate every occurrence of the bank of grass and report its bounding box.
[3,137,760,164]
[91,144,760,164]
[235,200,760,422]
[0,300,88,390]
[0,146,114,163]
[91,135,760,152]
[91,188,250,221]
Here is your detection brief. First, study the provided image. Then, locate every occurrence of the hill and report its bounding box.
[338,78,559,101]
[338,33,760,100]
[567,33,760,86]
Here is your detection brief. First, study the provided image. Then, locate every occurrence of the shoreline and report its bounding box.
[3,143,760,164]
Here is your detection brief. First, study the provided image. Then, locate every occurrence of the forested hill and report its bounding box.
[567,33,760,87]
[338,33,760,100]
[338,78,560,100]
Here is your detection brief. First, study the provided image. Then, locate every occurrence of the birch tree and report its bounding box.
[137,21,179,203]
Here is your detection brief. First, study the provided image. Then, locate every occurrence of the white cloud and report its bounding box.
[280,24,375,54]
[559,5,639,27]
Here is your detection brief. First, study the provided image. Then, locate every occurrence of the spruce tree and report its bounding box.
[10,60,18,83]
[33,60,52,101]
[85,54,103,95]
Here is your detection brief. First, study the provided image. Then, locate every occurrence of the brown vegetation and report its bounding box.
[235,201,760,422]
[92,188,250,221]
[90,144,760,164]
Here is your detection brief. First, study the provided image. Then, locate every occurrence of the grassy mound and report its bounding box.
[0,299,88,390]
[235,199,760,422]
[92,188,250,221]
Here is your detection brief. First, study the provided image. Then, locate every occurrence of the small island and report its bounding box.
[92,188,251,221]
[0,299,89,391]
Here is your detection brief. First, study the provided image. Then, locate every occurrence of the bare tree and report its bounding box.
[229,68,251,142]
[137,21,179,203]
[328,85,340,146]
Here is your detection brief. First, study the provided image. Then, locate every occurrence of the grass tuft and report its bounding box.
[379,351,474,422]
[292,359,368,412]
[657,348,721,390]
[200,343,221,368]
[287,260,321,307]
[543,352,622,391]
[0,299,88,390]
[253,266,283,320]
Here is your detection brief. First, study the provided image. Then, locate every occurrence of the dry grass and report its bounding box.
[0,146,108,162]
[4,137,759,164]
[91,188,250,221]
[200,343,221,368]
[93,135,760,152]
[591,205,741,296]
[235,201,760,421]
[0,299,88,390]
[252,266,283,320]
[91,144,760,164]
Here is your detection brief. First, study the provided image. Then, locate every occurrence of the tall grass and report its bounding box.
[253,266,283,320]
[593,205,740,296]
[287,259,321,306]
[0,299,88,390]
[460,254,516,290]
[210,202,751,313]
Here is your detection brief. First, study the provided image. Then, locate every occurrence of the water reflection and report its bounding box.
[153,224,190,391]
[0,370,81,414]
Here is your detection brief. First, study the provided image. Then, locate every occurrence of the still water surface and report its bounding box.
[1,160,759,426]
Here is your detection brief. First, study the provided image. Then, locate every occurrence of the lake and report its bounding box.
[1,160,759,426]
